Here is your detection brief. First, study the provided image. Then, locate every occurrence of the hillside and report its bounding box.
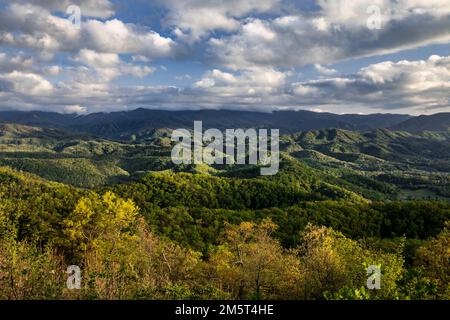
[0,109,412,140]
[0,122,448,300]
[283,128,450,200]
[0,122,448,200]
[0,162,449,300]
[392,113,450,132]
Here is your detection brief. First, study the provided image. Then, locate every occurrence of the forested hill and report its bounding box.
[0,162,449,300]
[0,109,412,139]
[2,109,448,142]
[0,122,448,200]
[391,113,450,132]
[0,118,449,300]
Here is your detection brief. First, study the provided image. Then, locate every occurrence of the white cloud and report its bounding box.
[73,49,155,81]
[61,104,87,114]
[208,1,450,69]
[1,55,449,114]
[17,0,115,18]
[194,68,288,97]
[317,0,450,25]
[0,0,449,116]
[163,0,281,42]
[0,4,176,60]
[132,55,151,63]
[82,19,175,58]
[291,55,450,113]
[0,52,34,73]
[0,71,54,96]
[44,65,60,76]
[314,64,338,75]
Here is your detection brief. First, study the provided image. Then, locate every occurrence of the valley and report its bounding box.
[0,110,448,300]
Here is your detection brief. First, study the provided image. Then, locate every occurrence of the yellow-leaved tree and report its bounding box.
[63,191,139,256]
[415,223,450,299]
[208,219,302,299]
[62,191,201,299]
[63,192,141,298]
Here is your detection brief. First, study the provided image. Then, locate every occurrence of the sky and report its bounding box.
[0,0,449,115]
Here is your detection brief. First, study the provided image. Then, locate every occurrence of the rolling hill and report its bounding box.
[0,109,412,140]
[0,121,448,200]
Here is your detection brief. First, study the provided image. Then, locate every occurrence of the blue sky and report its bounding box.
[0,0,449,115]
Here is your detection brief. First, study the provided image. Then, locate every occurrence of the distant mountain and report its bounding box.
[0,109,411,140]
[0,123,73,139]
[0,121,448,199]
[287,128,450,163]
[392,113,450,132]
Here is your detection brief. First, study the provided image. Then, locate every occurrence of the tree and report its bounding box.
[63,191,138,258]
[299,224,404,300]
[209,219,301,299]
[0,236,64,299]
[414,223,450,299]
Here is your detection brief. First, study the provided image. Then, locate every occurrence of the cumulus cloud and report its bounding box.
[44,65,60,76]
[82,19,175,58]
[0,0,449,115]
[208,1,450,69]
[194,68,288,95]
[162,0,281,42]
[317,0,450,25]
[13,0,115,18]
[73,49,155,82]
[0,71,54,96]
[0,3,176,59]
[0,52,34,73]
[185,56,450,113]
[1,55,447,115]
[314,64,338,76]
[291,55,450,113]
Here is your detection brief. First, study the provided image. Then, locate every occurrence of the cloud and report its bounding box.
[187,56,450,114]
[208,1,450,69]
[314,64,338,75]
[82,19,175,58]
[0,71,54,96]
[291,55,450,113]
[2,55,446,115]
[317,0,450,25]
[0,0,449,116]
[44,65,60,76]
[162,0,281,42]
[0,3,176,60]
[72,49,155,82]
[0,52,34,73]
[15,0,115,18]
[60,104,88,114]
[193,67,288,98]
[0,51,448,115]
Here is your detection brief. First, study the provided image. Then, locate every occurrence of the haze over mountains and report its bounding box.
[1,108,447,141]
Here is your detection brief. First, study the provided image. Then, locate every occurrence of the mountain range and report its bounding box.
[0,109,419,139]
[391,113,450,132]
[0,109,448,141]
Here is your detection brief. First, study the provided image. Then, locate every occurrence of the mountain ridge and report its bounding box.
[0,109,448,141]
[391,113,450,132]
[0,109,413,140]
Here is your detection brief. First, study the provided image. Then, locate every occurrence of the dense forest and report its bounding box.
[0,121,449,300]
